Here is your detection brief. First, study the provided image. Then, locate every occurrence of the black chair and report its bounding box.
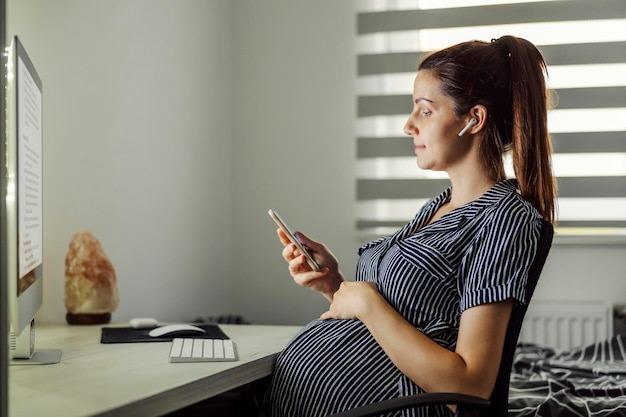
[328,219,554,417]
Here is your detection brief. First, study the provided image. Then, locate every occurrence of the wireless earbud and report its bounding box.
[458,118,478,137]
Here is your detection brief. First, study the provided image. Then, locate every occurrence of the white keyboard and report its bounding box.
[168,338,238,363]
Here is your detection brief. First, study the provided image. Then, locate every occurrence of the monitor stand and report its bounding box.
[9,320,61,365]
[10,349,62,365]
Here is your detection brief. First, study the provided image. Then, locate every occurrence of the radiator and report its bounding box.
[518,300,614,351]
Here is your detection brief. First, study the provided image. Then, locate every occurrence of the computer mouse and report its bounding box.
[148,324,206,338]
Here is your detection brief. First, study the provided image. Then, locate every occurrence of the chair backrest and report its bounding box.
[481,219,554,417]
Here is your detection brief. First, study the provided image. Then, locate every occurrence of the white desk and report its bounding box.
[9,323,301,417]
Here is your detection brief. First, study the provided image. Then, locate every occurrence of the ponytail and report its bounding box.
[419,36,557,224]
[498,36,557,224]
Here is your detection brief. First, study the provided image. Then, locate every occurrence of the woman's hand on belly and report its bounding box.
[320,281,381,320]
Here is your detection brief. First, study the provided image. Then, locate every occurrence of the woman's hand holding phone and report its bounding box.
[268,209,321,271]
[269,209,344,301]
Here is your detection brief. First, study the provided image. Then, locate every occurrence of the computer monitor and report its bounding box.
[2,0,9,412]
[4,36,60,364]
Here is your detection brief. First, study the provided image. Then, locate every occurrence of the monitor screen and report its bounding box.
[5,36,59,363]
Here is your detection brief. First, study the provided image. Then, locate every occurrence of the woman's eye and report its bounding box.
[421,110,432,116]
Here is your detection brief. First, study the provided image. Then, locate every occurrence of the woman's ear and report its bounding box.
[458,105,487,137]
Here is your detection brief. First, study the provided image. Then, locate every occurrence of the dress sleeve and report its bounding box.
[458,213,541,312]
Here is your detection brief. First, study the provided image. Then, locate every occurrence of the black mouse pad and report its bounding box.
[100,324,230,344]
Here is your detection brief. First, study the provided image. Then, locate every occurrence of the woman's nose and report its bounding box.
[403,116,417,136]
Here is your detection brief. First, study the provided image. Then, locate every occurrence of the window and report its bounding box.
[356,0,626,243]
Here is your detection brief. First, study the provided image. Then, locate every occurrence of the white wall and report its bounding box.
[8,0,234,323]
[228,1,358,324]
[534,244,626,307]
[8,0,626,327]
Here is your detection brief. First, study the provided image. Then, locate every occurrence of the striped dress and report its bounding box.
[262,179,542,417]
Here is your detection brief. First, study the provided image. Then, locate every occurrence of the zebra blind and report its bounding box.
[356,0,626,241]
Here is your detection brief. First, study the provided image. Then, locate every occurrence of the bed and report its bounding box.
[509,333,626,416]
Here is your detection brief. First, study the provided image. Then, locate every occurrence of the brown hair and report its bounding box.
[419,36,557,224]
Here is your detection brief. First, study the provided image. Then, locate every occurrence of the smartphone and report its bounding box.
[268,209,321,271]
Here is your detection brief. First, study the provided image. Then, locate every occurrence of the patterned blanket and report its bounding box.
[509,333,626,416]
